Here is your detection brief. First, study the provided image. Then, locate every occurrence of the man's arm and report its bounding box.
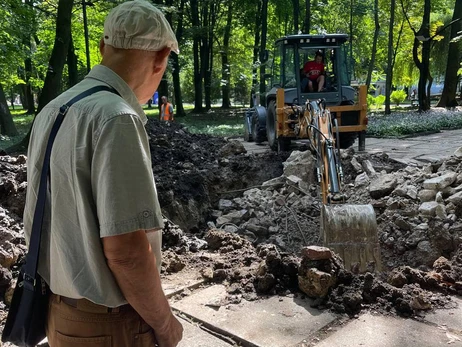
[169,104,174,121]
[103,230,183,346]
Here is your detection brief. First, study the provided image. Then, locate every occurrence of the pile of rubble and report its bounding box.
[1,118,462,324]
[207,146,462,273]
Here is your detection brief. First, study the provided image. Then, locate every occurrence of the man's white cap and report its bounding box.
[103,0,179,54]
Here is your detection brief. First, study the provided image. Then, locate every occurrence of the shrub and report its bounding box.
[375,95,385,108]
[390,90,407,106]
[367,94,375,110]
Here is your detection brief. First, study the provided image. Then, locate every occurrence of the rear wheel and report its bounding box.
[252,114,264,144]
[243,119,253,142]
[266,101,278,151]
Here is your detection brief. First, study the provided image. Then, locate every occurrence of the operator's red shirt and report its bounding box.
[303,61,325,81]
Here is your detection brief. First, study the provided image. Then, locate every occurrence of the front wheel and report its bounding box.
[266,101,278,151]
[278,138,291,151]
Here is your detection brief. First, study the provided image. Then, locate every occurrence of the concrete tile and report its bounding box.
[424,298,462,332]
[178,318,233,347]
[314,313,462,347]
[172,285,337,347]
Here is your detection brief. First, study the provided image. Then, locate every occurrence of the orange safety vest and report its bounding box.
[161,102,173,121]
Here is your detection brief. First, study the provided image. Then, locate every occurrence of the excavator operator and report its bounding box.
[301,50,325,92]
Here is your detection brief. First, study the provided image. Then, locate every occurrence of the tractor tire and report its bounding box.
[243,120,253,142]
[338,132,357,149]
[266,101,278,151]
[252,114,264,144]
[278,138,291,151]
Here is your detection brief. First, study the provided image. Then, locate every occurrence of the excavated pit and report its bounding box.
[1,118,462,332]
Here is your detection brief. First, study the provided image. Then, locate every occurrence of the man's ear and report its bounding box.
[99,38,105,56]
[152,47,172,74]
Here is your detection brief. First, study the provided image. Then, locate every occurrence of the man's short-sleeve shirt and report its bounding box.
[303,61,325,81]
[23,65,164,307]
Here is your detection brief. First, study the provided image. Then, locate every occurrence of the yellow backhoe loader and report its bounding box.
[244,34,381,272]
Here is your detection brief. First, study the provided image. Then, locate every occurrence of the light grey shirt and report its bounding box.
[23,65,164,307]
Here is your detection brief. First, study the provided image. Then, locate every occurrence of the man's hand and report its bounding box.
[155,312,183,347]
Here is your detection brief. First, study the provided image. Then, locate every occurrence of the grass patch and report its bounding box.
[367,108,462,137]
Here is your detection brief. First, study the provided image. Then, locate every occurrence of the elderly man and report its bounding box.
[23,1,183,346]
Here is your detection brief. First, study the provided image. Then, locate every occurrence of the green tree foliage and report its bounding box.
[1,0,459,131]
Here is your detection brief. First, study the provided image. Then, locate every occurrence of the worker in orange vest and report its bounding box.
[160,96,174,121]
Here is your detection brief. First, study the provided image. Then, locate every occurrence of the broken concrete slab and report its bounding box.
[172,285,337,347]
[423,171,457,190]
[315,312,462,347]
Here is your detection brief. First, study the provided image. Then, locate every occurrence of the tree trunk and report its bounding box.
[385,0,395,114]
[349,0,354,78]
[259,0,268,107]
[171,0,186,117]
[24,58,35,114]
[36,0,74,114]
[191,0,203,112]
[0,83,19,136]
[250,0,262,107]
[365,0,379,90]
[414,0,431,111]
[203,3,216,110]
[293,0,299,34]
[305,0,311,33]
[437,0,462,107]
[68,32,78,87]
[221,1,232,108]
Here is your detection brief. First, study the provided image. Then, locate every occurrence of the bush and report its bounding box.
[390,90,407,106]
[375,95,385,108]
[367,94,386,110]
[367,94,375,110]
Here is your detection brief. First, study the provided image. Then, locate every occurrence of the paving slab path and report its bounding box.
[240,128,462,166]
[363,129,462,165]
[170,284,462,347]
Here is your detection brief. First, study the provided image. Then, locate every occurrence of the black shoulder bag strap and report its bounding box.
[23,85,120,291]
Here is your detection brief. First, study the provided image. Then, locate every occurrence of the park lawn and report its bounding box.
[144,104,245,137]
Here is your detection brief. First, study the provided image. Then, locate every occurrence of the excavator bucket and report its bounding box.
[321,204,381,273]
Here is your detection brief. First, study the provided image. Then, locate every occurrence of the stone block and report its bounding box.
[422,171,457,190]
[301,246,333,260]
[298,268,336,298]
[418,201,439,216]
